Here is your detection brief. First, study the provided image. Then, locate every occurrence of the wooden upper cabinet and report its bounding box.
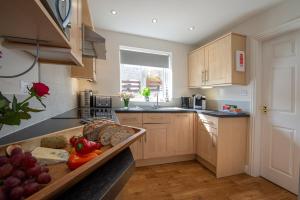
[188,33,246,87]
[205,35,231,85]
[71,0,97,80]
[69,0,83,65]
[0,0,83,66]
[188,48,205,88]
[71,57,96,81]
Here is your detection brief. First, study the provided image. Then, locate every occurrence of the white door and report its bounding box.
[261,30,300,194]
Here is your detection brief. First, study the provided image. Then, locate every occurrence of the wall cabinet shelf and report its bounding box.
[0,0,83,66]
[188,33,247,87]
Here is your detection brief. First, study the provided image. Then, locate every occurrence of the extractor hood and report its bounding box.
[83,25,106,60]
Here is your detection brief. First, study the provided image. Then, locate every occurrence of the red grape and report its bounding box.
[26,165,41,177]
[10,153,24,167]
[22,153,37,169]
[0,188,7,200]
[10,148,23,157]
[9,186,24,200]
[0,164,13,179]
[23,178,35,185]
[4,177,21,189]
[0,156,9,167]
[12,170,26,180]
[37,172,51,184]
[23,182,40,197]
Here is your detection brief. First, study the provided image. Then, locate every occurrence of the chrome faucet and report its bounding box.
[153,90,159,109]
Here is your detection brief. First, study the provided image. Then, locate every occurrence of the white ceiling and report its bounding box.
[88,0,284,44]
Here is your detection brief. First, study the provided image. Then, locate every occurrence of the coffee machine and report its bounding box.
[181,97,193,108]
[193,94,206,110]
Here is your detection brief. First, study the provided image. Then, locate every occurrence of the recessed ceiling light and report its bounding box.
[111,10,117,15]
[189,26,195,31]
[152,18,158,23]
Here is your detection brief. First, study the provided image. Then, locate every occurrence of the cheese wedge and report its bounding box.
[32,147,69,165]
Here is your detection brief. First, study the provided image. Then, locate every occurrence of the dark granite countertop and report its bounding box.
[114,106,250,118]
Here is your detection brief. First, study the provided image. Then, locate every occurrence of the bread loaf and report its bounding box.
[82,119,136,146]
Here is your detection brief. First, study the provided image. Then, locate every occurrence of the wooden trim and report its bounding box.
[135,154,195,167]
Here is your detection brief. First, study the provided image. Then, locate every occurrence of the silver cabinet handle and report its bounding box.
[205,70,209,81]
[202,71,205,84]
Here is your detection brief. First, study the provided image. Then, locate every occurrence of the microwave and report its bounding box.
[40,0,72,40]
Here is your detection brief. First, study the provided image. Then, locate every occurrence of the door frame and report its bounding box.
[248,17,300,177]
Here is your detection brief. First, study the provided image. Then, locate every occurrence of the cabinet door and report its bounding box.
[205,36,231,85]
[143,124,171,159]
[171,114,194,155]
[188,48,205,87]
[71,57,96,80]
[70,0,82,64]
[197,121,217,166]
[116,113,143,160]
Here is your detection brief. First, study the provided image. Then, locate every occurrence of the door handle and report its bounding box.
[262,105,268,113]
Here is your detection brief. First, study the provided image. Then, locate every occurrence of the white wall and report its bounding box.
[0,42,79,138]
[78,29,195,104]
[199,0,300,102]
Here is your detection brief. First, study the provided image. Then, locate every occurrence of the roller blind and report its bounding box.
[120,49,169,68]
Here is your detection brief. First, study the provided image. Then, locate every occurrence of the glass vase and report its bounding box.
[123,98,130,109]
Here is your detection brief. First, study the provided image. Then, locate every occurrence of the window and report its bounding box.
[120,47,172,102]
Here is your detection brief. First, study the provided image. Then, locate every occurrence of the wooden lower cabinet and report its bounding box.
[143,124,172,159]
[196,114,248,178]
[117,112,248,178]
[170,113,195,155]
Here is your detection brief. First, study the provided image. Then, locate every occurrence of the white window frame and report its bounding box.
[119,46,173,102]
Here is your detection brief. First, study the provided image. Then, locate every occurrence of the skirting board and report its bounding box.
[135,154,196,167]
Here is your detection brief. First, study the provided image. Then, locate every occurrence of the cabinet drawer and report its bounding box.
[117,113,143,125]
[143,113,171,124]
[198,114,218,129]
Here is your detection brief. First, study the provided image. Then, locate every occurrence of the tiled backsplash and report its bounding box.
[206,100,250,112]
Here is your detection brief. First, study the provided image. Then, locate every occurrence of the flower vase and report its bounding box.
[123,98,130,109]
[0,124,2,131]
[145,96,149,102]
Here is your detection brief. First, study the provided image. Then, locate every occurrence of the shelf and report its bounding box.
[2,41,83,66]
[0,0,70,48]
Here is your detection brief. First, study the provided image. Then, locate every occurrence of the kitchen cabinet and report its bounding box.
[71,57,96,81]
[0,0,83,66]
[188,33,246,87]
[69,0,83,65]
[143,124,172,159]
[188,48,205,88]
[116,113,143,160]
[71,0,97,80]
[196,114,248,178]
[171,113,195,155]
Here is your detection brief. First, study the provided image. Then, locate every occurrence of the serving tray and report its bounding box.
[0,125,146,200]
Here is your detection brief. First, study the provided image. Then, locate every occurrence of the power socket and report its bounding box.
[20,81,31,95]
[240,89,248,96]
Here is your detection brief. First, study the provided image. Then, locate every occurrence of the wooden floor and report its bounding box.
[120,161,297,200]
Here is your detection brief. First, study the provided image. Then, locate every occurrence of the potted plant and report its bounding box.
[140,87,151,102]
[0,82,49,130]
[119,92,134,109]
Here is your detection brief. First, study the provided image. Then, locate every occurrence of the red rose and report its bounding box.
[31,82,50,97]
